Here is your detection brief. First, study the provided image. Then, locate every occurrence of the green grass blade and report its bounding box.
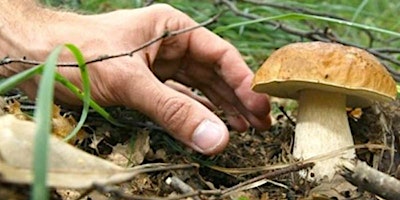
[213,13,400,37]
[62,44,91,141]
[54,73,125,127]
[344,0,369,36]
[32,45,63,200]
[0,65,43,94]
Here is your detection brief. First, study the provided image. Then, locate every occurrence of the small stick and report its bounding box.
[0,12,221,68]
[278,105,295,126]
[165,176,201,200]
[221,162,314,197]
[338,159,400,200]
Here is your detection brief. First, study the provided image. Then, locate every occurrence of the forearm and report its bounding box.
[1,1,46,57]
[0,1,81,76]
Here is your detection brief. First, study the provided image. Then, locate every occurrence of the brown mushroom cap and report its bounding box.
[252,42,397,107]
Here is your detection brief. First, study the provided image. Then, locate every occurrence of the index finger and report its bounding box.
[186,26,271,120]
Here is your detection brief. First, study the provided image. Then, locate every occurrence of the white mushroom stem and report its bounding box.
[293,89,355,181]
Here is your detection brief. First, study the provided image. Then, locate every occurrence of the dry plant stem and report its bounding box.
[339,160,400,200]
[0,13,221,68]
[221,162,314,197]
[241,0,345,20]
[294,90,355,181]
[92,186,221,200]
[89,162,314,200]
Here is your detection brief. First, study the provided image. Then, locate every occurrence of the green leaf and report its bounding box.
[32,45,63,200]
[62,44,91,142]
[54,73,124,127]
[0,65,43,94]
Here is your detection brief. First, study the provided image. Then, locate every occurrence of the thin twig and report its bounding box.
[278,106,295,126]
[165,176,201,200]
[373,47,400,54]
[339,160,400,200]
[77,163,200,200]
[92,185,222,200]
[0,12,221,68]
[84,143,390,200]
[220,162,314,197]
[90,162,313,200]
[241,0,345,20]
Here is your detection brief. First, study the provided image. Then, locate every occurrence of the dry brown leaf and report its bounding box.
[0,114,140,189]
[107,130,150,167]
[309,174,357,199]
[51,105,87,144]
[4,101,86,144]
[107,144,132,167]
[5,100,32,121]
[131,130,150,166]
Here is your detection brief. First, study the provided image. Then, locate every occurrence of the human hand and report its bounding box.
[5,4,271,155]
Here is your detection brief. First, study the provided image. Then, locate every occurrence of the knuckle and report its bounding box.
[148,3,193,30]
[148,3,177,15]
[156,96,191,133]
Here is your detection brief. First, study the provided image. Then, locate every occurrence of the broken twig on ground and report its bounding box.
[339,159,400,200]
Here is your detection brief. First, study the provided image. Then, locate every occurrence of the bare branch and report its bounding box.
[220,162,314,197]
[339,159,400,200]
[241,0,346,20]
[373,47,400,54]
[91,161,313,200]
[0,12,221,68]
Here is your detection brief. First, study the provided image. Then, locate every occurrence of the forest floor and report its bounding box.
[1,96,399,200]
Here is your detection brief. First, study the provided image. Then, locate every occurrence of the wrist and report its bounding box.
[0,2,84,76]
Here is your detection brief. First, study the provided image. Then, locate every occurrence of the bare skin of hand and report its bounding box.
[0,3,271,155]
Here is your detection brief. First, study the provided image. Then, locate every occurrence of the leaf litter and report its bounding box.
[0,97,400,199]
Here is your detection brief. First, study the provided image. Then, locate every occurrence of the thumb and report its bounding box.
[125,75,230,155]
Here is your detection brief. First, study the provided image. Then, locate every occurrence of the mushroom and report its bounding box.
[252,42,397,181]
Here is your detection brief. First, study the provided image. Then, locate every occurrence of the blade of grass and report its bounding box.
[0,65,122,126]
[62,44,91,142]
[213,13,400,38]
[32,45,63,200]
[0,65,43,94]
[0,46,122,127]
[344,0,369,36]
[54,73,124,127]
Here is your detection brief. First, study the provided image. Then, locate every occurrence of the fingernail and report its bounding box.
[192,119,225,153]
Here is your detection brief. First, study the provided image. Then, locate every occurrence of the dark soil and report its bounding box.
[1,98,400,200]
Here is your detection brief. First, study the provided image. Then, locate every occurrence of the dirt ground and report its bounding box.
[1,97,400,200]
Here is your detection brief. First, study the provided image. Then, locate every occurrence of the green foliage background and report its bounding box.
[41,0,400,73]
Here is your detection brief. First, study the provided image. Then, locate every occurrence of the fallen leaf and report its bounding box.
[0,114,175,189]
[4,100,87,144]
[130,130,150,166]
[5,100,32,121]
[107,130,150,167]
[51,105,87,144]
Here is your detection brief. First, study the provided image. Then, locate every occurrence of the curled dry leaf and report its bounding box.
[131,130,151,166]
[0,114,141,189]
[51,105,87,144]
[4,100,32,121]
[4,101,87,144]
[107,130,150,167]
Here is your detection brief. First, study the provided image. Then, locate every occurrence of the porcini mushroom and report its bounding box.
[252,42,397,181]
